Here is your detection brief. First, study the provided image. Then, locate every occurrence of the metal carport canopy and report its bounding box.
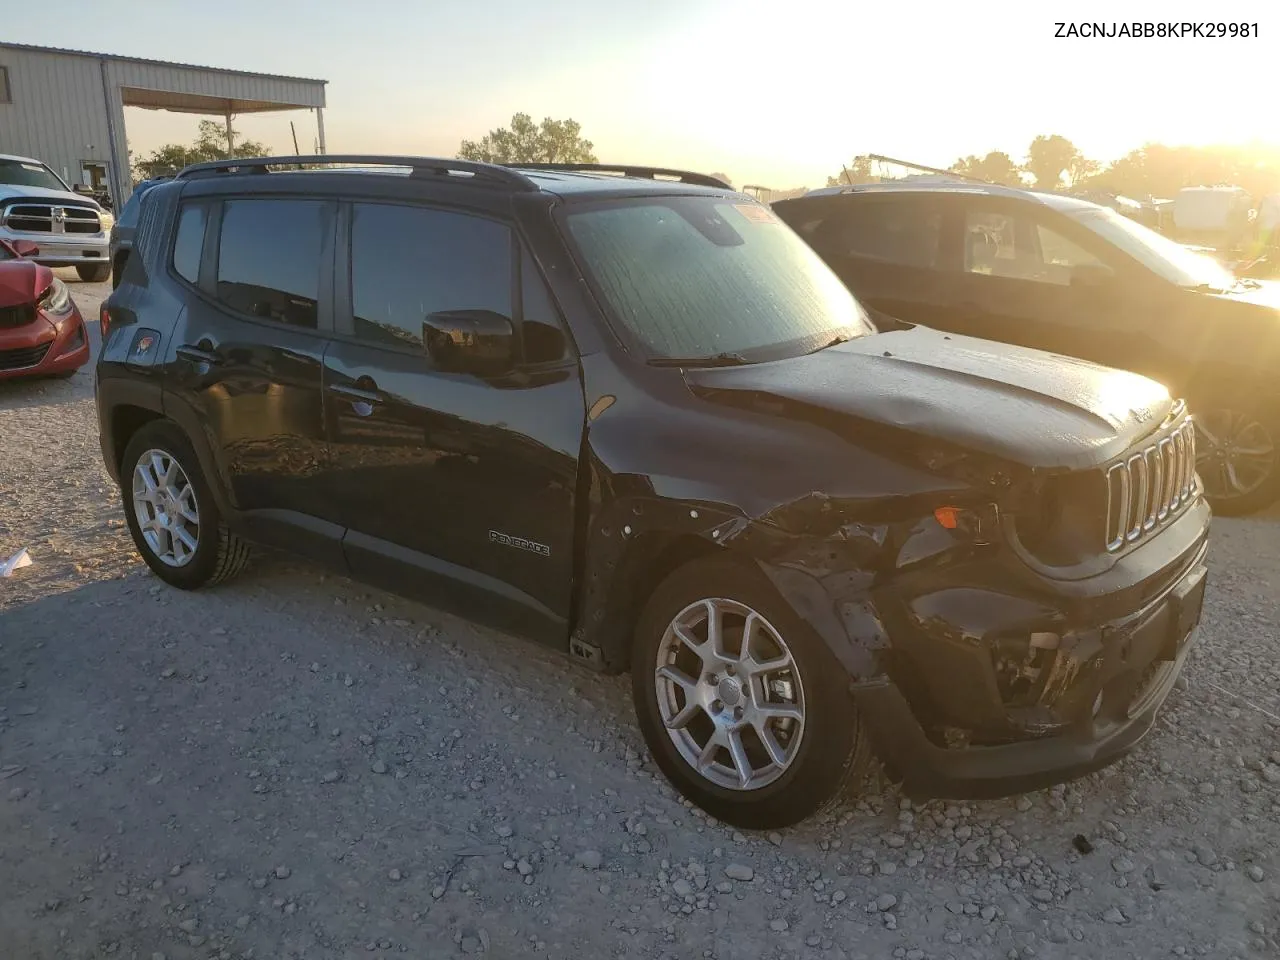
[0,43,328,210]
[121,87,316,115]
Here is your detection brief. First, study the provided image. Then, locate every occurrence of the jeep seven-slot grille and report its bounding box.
[3,203,101,235]
[1104,418,1197,552]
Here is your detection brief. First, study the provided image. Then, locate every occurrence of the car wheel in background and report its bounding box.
[120,421,251,588]
[631,556,871,829]
[1195,404,1279,516]
[76,263,111,283]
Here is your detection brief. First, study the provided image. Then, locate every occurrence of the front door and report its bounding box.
[943,202,1127,367]
[321,200,585,642]
[164,196,342,564]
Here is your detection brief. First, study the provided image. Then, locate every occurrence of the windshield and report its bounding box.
[1067,206,1237,290]
[565,197,874,362]
[0,158,70,193]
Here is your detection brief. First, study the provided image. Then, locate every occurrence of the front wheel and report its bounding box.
[631,556,870,829]
[77,262,111,283]
[1194,405,1279,516]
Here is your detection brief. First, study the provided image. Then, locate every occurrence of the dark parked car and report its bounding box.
[96,156,1209,827]
[110,177,171,289]
[774,182,1280,515]
[0,237,90,381]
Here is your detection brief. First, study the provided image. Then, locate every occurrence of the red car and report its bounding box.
[0,239,89,381]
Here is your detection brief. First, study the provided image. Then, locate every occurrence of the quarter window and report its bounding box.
[215,199,327,329]
[171,203,206,284]
[349,203,512,351]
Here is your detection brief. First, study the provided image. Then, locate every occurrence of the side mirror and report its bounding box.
[11,239,39,258]
[422,309,514,374]
[1070,263,1114,288]
[72,184,93,195]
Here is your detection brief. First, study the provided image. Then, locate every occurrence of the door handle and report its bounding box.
[328,381,383,417]
[328,383,382,404]
[280,347,318,365]
[176,343,222,365]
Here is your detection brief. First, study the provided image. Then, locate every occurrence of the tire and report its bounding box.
[631,555,871,829]
[120,421,251,589]
[1192,400,1279,516]
[77,263,111,283]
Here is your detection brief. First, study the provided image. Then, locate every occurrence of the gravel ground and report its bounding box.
[1,275,1278,960]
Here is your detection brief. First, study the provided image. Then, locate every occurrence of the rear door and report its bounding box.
[320,199,585,642]
[779,195,952,327]
[163,195,342,564]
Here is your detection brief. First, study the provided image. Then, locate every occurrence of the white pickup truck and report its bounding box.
[0,153,112,282]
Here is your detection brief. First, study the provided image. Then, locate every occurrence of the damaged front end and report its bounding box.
[579,416,1207,800]
[574,330,1210,799]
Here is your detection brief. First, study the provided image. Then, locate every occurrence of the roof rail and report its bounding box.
[174,155,540,192]
[513,163,732,189]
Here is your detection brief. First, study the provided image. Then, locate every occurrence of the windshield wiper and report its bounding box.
[647,352,751,368]
[811,334,853,353]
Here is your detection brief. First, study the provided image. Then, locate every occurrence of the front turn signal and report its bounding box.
[933,503,1000,544]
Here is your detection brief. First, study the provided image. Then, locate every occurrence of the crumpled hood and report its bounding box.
[685,326,1174,471]
[0,183,102,209]
[0,260,51,309]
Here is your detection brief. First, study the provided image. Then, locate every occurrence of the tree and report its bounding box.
[949,151,1022,186]
[133,119,270,181]
[825,156,877,187]
[1084,143,1280,199]
[1066,154,1100,187]
[1024,134,1084,190]
[458,113,597,164]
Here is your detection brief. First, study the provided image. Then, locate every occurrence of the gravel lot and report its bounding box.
[2,275,1278,960]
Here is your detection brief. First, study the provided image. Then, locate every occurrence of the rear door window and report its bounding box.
[828,202,942,268]
[215,199,328,329]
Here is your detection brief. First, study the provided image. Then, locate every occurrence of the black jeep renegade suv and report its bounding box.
[96,156,1210,827]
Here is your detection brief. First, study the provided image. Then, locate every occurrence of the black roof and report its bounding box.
[173,156,735,202]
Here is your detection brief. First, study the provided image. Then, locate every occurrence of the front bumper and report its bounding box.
[0,230,109,267]
[0,307,90,380]
[856,541,1208,799]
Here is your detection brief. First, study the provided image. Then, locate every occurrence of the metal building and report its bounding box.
[0,42,326,209]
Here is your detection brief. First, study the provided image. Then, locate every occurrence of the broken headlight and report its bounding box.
[39,277,74,320]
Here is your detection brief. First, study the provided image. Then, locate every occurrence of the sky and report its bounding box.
[7,0,1276,188]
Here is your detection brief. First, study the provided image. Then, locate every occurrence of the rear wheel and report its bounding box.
[120,421,250,588]
[631,556,870,829]
[1194,404,1279,515]
[77,263,111,283]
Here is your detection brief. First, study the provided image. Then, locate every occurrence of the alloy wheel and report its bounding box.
[1195,410,1276,501]
[654,598,806,791]
[132,448,201,567]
